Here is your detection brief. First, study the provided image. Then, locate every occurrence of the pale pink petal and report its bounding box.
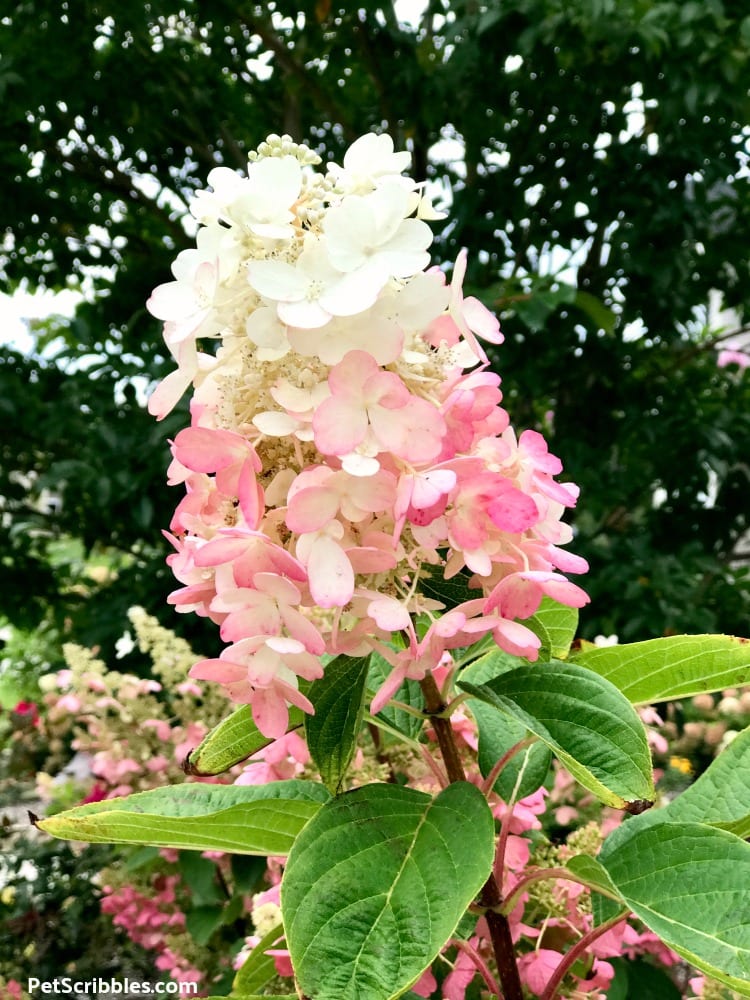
[279,608,326,655]
[251,689,290,739]
[328,349,374,396]
[173,427,251,474]
[286,486,340,534]
[307,536,354,608]
[148,368,194,420]
[189,659,246,684]
[369,397,444,464]
[463,295,503,343]
[410,470,456,508]
[313,397,368,455]
[367,596,411,631]
[524,571,590,609]
[486,575,542,620]
[493,619,542,660]
[370,663,409,715]
[237,460,263,529]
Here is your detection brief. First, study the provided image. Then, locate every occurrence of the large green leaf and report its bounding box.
[657,725,750,838]
[599,818,750,996]
[37,780,329,855]
[461,649,551,800]
[184,705,303,776]
[282,782,495,1000]
[459,661,655,809]
[570,634,750,704]
[525,596,579,661]
[305,654,369,794]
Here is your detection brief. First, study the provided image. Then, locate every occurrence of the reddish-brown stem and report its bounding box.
[420,673,467,784]
[539,913,628,1000]
[419,743,450,788]
[419,675,524,1000]
[494,792,517,892]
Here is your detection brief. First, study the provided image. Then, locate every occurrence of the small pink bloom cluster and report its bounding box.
[148,132,589,737]
[101,875,202,986]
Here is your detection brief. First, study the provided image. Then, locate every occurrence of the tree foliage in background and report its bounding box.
[2,0,749,663]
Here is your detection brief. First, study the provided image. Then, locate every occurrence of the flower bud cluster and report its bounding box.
[148,131,589,737]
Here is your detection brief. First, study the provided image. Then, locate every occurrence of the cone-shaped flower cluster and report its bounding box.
[148,132,588,737]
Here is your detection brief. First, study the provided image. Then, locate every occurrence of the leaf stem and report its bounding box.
[500,866,621,918]
[480,737,536,797]
[448,936,501,996]
[419,674,523,1000]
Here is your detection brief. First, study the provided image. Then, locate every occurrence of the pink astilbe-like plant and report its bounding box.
[148,131,588,736]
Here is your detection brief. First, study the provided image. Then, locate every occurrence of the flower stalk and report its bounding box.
[420,673,524,1000]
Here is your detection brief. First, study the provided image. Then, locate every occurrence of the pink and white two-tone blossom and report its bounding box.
[148,131,588,736]
[313,350,446,473]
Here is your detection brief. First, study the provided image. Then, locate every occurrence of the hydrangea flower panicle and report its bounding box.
[149,130,588,736]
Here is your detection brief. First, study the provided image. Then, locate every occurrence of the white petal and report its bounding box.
[253,411,302,436]
[342,453,381,477]
[247,259,307,302]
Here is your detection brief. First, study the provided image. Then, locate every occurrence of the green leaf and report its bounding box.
[186,904,225,945]
[283,782,495,1000]
[124,845,160,871]
[461,649,551,800]
[599,818,750,996]
[573,290,617,334]
[459,661,655,809]
[565,853,625,904]
[179,850,224,905]
[369,650,425,740]
[657,725,750,837]
[233,921,285,995]
[607,957,683,1000]
[305,654,369,794]
[230,854,267,894]
[570,634,750,704]
[37,780,329,855]
[515,283,576,332]
[525,596,579,660]
[419,565,477,609]
[184,705,302,776]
